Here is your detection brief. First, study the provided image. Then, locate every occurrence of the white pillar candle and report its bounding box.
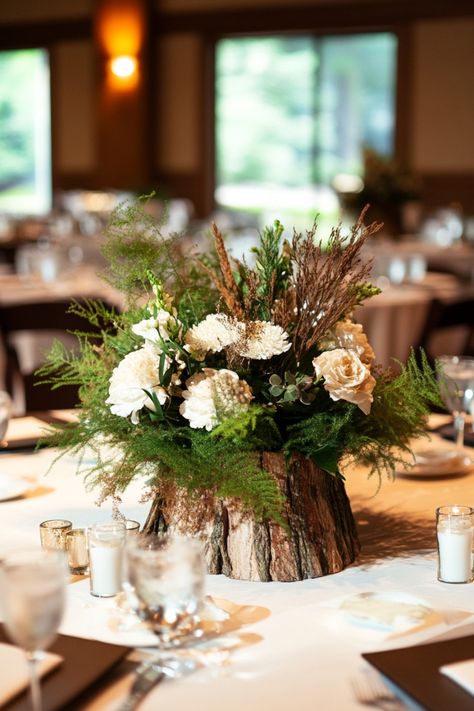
[436,506,474,584]
[88,521,126,597]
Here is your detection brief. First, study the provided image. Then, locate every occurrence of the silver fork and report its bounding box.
[351,672,406,710]
[117,661,165,711]
[117,656,198,711]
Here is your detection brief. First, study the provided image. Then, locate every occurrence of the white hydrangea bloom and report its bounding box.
[236,321,291,360]
[179,368,253,431]
[132,309,179,346]
[185,314,240,358]
[313,348,375,415]
[106,346,168,424]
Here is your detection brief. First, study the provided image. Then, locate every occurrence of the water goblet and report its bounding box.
[0,390,12,447]
[126,534,205,649]
[436,356,474,449]
[0,547,67,711]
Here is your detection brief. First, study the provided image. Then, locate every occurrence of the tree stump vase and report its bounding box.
[142,452,360,582]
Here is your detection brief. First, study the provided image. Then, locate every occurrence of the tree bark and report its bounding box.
[142,452,360,582]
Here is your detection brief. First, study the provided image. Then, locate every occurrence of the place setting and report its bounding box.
[0,519,264,711]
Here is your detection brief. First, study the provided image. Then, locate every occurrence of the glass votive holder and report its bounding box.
[40,519,73,551]
[125,519,140,536]
[88,521,126,598]
[436,505,474,584]
[66,528,89,575]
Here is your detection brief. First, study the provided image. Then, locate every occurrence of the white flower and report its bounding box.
[185,314,291,362]
[313,348,375,415]
[185,314,240,358]
[132,309,179,346]
[106,346,168,424]
[179,368,253,431]
[236,321,291,360]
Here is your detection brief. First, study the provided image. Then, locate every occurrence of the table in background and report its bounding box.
[355,272,474,367]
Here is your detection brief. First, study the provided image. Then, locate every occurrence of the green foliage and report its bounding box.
[245,220,291,320]
[283,350,442,480]
[211,404,282,450]
[101,197,214,325]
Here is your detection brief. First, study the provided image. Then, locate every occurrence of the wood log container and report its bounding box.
[143,452,360,582]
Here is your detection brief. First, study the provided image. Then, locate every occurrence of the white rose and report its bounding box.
[313,348,375,415]
[106,346,168,424]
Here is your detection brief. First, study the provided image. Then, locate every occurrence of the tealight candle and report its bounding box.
[436,505,474,584]
[88,521,126,597]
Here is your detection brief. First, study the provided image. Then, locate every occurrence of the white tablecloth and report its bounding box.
[1,428,474,710]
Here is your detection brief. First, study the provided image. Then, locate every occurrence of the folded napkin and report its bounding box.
[441,658,474,697]
[0,643,62,705]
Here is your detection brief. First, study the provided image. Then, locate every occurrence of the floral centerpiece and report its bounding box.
[41,200,440,581]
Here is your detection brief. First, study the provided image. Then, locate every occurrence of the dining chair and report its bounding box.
[0,299,114,412]
[415,296,474,366]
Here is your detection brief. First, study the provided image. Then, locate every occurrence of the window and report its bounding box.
[0,48,52,215]
[215,33,397,228]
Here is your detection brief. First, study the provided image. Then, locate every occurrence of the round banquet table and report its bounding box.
[1,416,474,711]
[354,272,474,368]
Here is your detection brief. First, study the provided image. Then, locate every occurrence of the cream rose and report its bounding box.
[333,320,375,365]
[313,348,375,415]
[106,346,168,424]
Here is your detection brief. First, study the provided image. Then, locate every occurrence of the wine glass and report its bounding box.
[0,390,12,447]
[126,534,205,648]
[436,356,474,449]
[0,548,67,711]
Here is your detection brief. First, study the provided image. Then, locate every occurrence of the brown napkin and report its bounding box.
[363,633,474,711]
[0,643,62,705]
[441,659,474,697]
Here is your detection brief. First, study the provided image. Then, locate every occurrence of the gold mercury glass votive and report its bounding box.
[66,528,89,575]
[39,519,73,551]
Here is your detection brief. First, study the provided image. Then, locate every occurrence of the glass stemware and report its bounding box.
[126,534,205,648]
[436,356,474,449]
[0,548,67,711]
[0,390,12,447]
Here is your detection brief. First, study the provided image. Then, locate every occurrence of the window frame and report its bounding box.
[202,24,412,216]
[0,46,53,216]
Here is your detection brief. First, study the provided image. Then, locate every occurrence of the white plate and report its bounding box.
[396,449,474,478]
[0,475,29,501]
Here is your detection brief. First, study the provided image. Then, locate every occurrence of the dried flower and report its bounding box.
[179,368,253,431]
[313,348,375,415]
